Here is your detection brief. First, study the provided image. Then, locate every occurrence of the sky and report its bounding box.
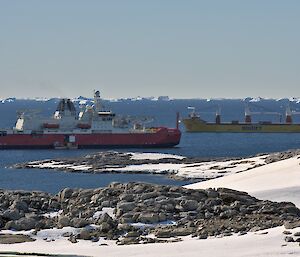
[0,0,299,99]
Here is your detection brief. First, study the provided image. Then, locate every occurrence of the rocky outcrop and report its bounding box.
[0,234,35,244]
[13,150,300,182]
[12,151,220,180]
[0,183,299,245]
[264,150,300,164]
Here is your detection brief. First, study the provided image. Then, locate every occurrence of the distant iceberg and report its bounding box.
[1,97,16,104]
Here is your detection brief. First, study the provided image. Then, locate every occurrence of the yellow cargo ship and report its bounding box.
[182,106,300,133]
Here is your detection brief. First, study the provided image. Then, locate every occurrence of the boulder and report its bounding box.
[120,212,135,223]
[172,227,195,236]
[11,199,28,212]
[283,206,300,216]
[132,184,146,194]
[126,231,141,238]
[284,221,300,229]
[59,188,73,201]
[5,217,37,231]
[97,213,114,225]
[0,217,5,228]
[99,222,113,233]
[138,213,159,224]
[206,189,219,198]
[117,237,139,245]
[219,210,238,219]
[120,194,135,202]
[0,234,35,244]
[102,200,112,207]
[140,191,159,201]
[57,215,71,228]
[2,209,23,221]
[117,202,136,212]
[155,229,173,238]
[284,236,294,242]
[283,230,292,235]
[78,228,92,240]
[204,211,213,219]
[90,193,101,203]
[164,203,175,212]
[158,213,167,222]
[68,234,78,243]
[72,218,89,228]
[49,199,60,210]
[180,200,198,211]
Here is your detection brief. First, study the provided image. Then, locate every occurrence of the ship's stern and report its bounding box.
[161,127,181,147]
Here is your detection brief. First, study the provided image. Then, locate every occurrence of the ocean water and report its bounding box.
[0,149,192,194]
[1,98,300,193]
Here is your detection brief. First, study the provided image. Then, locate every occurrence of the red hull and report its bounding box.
[0,128,181,149]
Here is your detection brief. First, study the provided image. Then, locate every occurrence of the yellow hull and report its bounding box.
[183,118,300,133]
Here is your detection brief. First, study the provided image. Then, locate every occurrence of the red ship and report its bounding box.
[0,91,181,149]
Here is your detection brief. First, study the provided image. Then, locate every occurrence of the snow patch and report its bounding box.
[42,210,63,218]
[129,152,185,160]
[106,155,268,179]
[1,226,300,257]
[93,208,115,219]
[130,220,176,228]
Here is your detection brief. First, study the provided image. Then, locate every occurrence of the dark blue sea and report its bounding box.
[1,97,300,193]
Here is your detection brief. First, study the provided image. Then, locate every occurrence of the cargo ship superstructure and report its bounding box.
[0,91,181,149]
[182,105,300,133]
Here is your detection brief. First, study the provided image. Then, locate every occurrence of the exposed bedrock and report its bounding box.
[0,183,299,245]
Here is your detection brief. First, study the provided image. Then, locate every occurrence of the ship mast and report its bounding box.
[94,90,102,112]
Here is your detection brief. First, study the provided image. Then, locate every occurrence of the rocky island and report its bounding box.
[13,150,300,180]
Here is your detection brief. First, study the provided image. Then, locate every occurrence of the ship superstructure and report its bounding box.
[0,91,181,149]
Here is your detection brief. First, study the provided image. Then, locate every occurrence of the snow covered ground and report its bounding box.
[186,156,300,207]
[1,226,300,257]
[129,152,185,160]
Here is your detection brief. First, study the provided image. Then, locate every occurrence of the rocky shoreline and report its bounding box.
[12,149,300,181]
[12,151,209,179]
[1,182,300,245]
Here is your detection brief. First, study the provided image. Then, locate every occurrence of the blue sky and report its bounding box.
[0,0,299,99]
